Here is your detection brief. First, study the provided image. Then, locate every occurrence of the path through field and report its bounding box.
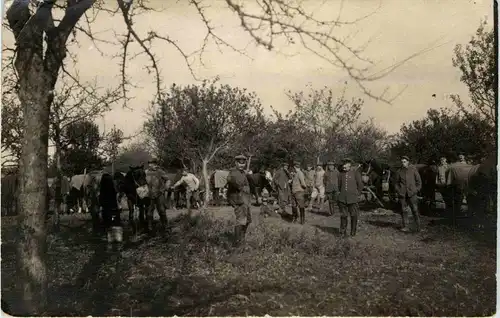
[1,204,496,316]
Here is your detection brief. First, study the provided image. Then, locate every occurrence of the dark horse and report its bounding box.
[246,170,274,205]
[116,165,150,234]
[360,159,398,207]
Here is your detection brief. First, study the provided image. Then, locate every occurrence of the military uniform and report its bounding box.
[395,156,422,232]
[145,161,171,232]
[227,155,252,246]
[291,162,307,224]
[337,159,364,236]
[324,161,339,216]
[273,164,291,214]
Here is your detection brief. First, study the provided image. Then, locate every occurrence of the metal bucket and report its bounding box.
[107,226,123,243]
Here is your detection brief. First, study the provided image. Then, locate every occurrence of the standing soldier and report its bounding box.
[308,163,325,211]
[145,157,171,234]
[324,161,339,216]
[337,158,364,237]
[395,155,422,232]
[291,161,307,224]
[273,161,291,215]
[304,164,315,205]
[227,155,252,247]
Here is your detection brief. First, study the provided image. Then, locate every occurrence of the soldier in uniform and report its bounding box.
[337,158,364,237]
[227,155,252,246]
[290,161,307,224]
[145,157,171,233]
[395,155,422,232]
[324,161,339,216]
[273,161,291,215]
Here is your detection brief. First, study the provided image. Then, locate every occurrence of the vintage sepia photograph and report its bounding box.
[1,0,498,316]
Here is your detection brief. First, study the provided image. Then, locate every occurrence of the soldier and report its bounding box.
[457,153,468,165]
[395,155,422,232]
[324,161,339,216]
[173,168,200,215]
[304,164,315,205]
[291,161,307,224]
[273,161,291,215]
[227,155,252,247]
[308,163,325,211]
[145,157,171,233]
[337,158,364,237]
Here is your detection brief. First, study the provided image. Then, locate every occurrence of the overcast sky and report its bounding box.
[1,0,493,153]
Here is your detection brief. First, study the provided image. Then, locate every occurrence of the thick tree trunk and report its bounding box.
[202,159,210,209]
[16,74,51,315]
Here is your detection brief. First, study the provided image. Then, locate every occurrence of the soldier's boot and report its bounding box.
[350,215,358,236]
[340,216,348,237]
[299,208,305,225]
[318,197,324,211]
[291,207,298,223]
[233,225,246,247]
[328,201,335,216]
[414,211,421,233]
[401,210,410,232]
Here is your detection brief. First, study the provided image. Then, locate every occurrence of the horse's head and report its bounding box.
[128,165,147,187]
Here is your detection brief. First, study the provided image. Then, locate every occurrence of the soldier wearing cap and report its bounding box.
[273,161,292,215]
[324,161,339,216]
[395,155,422,232]
[145,156,171,233]
[290,161,307,224]
[304,164,315,204]
[337,158,364,237]
[227,154,252,246]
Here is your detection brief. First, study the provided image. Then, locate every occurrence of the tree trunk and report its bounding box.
[53,139,62,232]
[202,159,210,209]
[15,73,50,315]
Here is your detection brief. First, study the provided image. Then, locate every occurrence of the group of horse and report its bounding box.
[358,155,497,218]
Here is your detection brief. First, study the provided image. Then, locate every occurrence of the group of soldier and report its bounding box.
[225,152,447,247]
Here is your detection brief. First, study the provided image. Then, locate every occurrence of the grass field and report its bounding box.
[1,203,497,316]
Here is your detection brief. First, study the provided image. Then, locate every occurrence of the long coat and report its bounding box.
[227,168,251,206]
[394,165,422,198]
[337,169,364,204]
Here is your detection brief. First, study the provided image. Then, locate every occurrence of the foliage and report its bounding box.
[391,108,490,164]
[114,141,153,171]
[100,127,125,163]
[287,85,364,163]
[450,21,496,151]
[60,120,103,175]
[144,79,264,168]
[326,118,390,163]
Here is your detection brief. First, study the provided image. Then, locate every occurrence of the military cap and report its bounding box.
[235,154,247,161]
[293,160,301,166]
[326,161,336,165]
[342,158,353,164]
[401,155,410,161]
[148,156,159,164]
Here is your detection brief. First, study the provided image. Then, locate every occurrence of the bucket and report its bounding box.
[107,226,123,243]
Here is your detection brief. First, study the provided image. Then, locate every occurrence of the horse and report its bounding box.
[360,159,397,206]
[247,169,274,205]
[116,165,151,234]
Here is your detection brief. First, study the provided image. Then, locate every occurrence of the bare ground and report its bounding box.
[1,203,496,316]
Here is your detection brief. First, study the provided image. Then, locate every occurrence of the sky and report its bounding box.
[1,0,494,154]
